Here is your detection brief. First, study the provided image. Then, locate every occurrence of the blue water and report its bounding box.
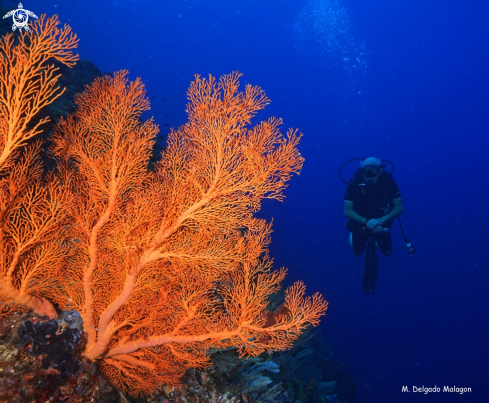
[19,0,489,401]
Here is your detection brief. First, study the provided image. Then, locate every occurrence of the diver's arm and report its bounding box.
[379,197,404,225]
[366,198,404,229]
[344,200,368,225]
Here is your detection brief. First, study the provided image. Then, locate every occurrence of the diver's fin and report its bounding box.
[362,238,378,293]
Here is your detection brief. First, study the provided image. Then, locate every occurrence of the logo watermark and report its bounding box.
[3,3,38,32]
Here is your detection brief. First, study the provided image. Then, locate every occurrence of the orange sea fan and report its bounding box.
[0,12,327,398]
[0,15,78,318]
[48,70,327,396]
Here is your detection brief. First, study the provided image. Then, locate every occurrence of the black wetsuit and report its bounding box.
[344,170,401,254]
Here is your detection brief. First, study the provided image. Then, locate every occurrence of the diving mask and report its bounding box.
[363,165,381,178]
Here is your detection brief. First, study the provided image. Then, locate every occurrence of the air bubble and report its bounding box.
[294,0,368,81]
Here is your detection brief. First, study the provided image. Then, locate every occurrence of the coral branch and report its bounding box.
[0,15,78,319]
[0,14,78,173]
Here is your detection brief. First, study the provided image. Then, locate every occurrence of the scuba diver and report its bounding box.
[342,157,405,293]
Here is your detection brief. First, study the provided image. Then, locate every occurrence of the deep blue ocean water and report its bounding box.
[13,0,489,401]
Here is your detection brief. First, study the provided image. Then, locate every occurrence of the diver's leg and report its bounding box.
[350,230,367,257]
[363,238,379,293]
[375,232,393,256]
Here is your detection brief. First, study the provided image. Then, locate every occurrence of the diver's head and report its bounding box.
[361,157,383,184]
